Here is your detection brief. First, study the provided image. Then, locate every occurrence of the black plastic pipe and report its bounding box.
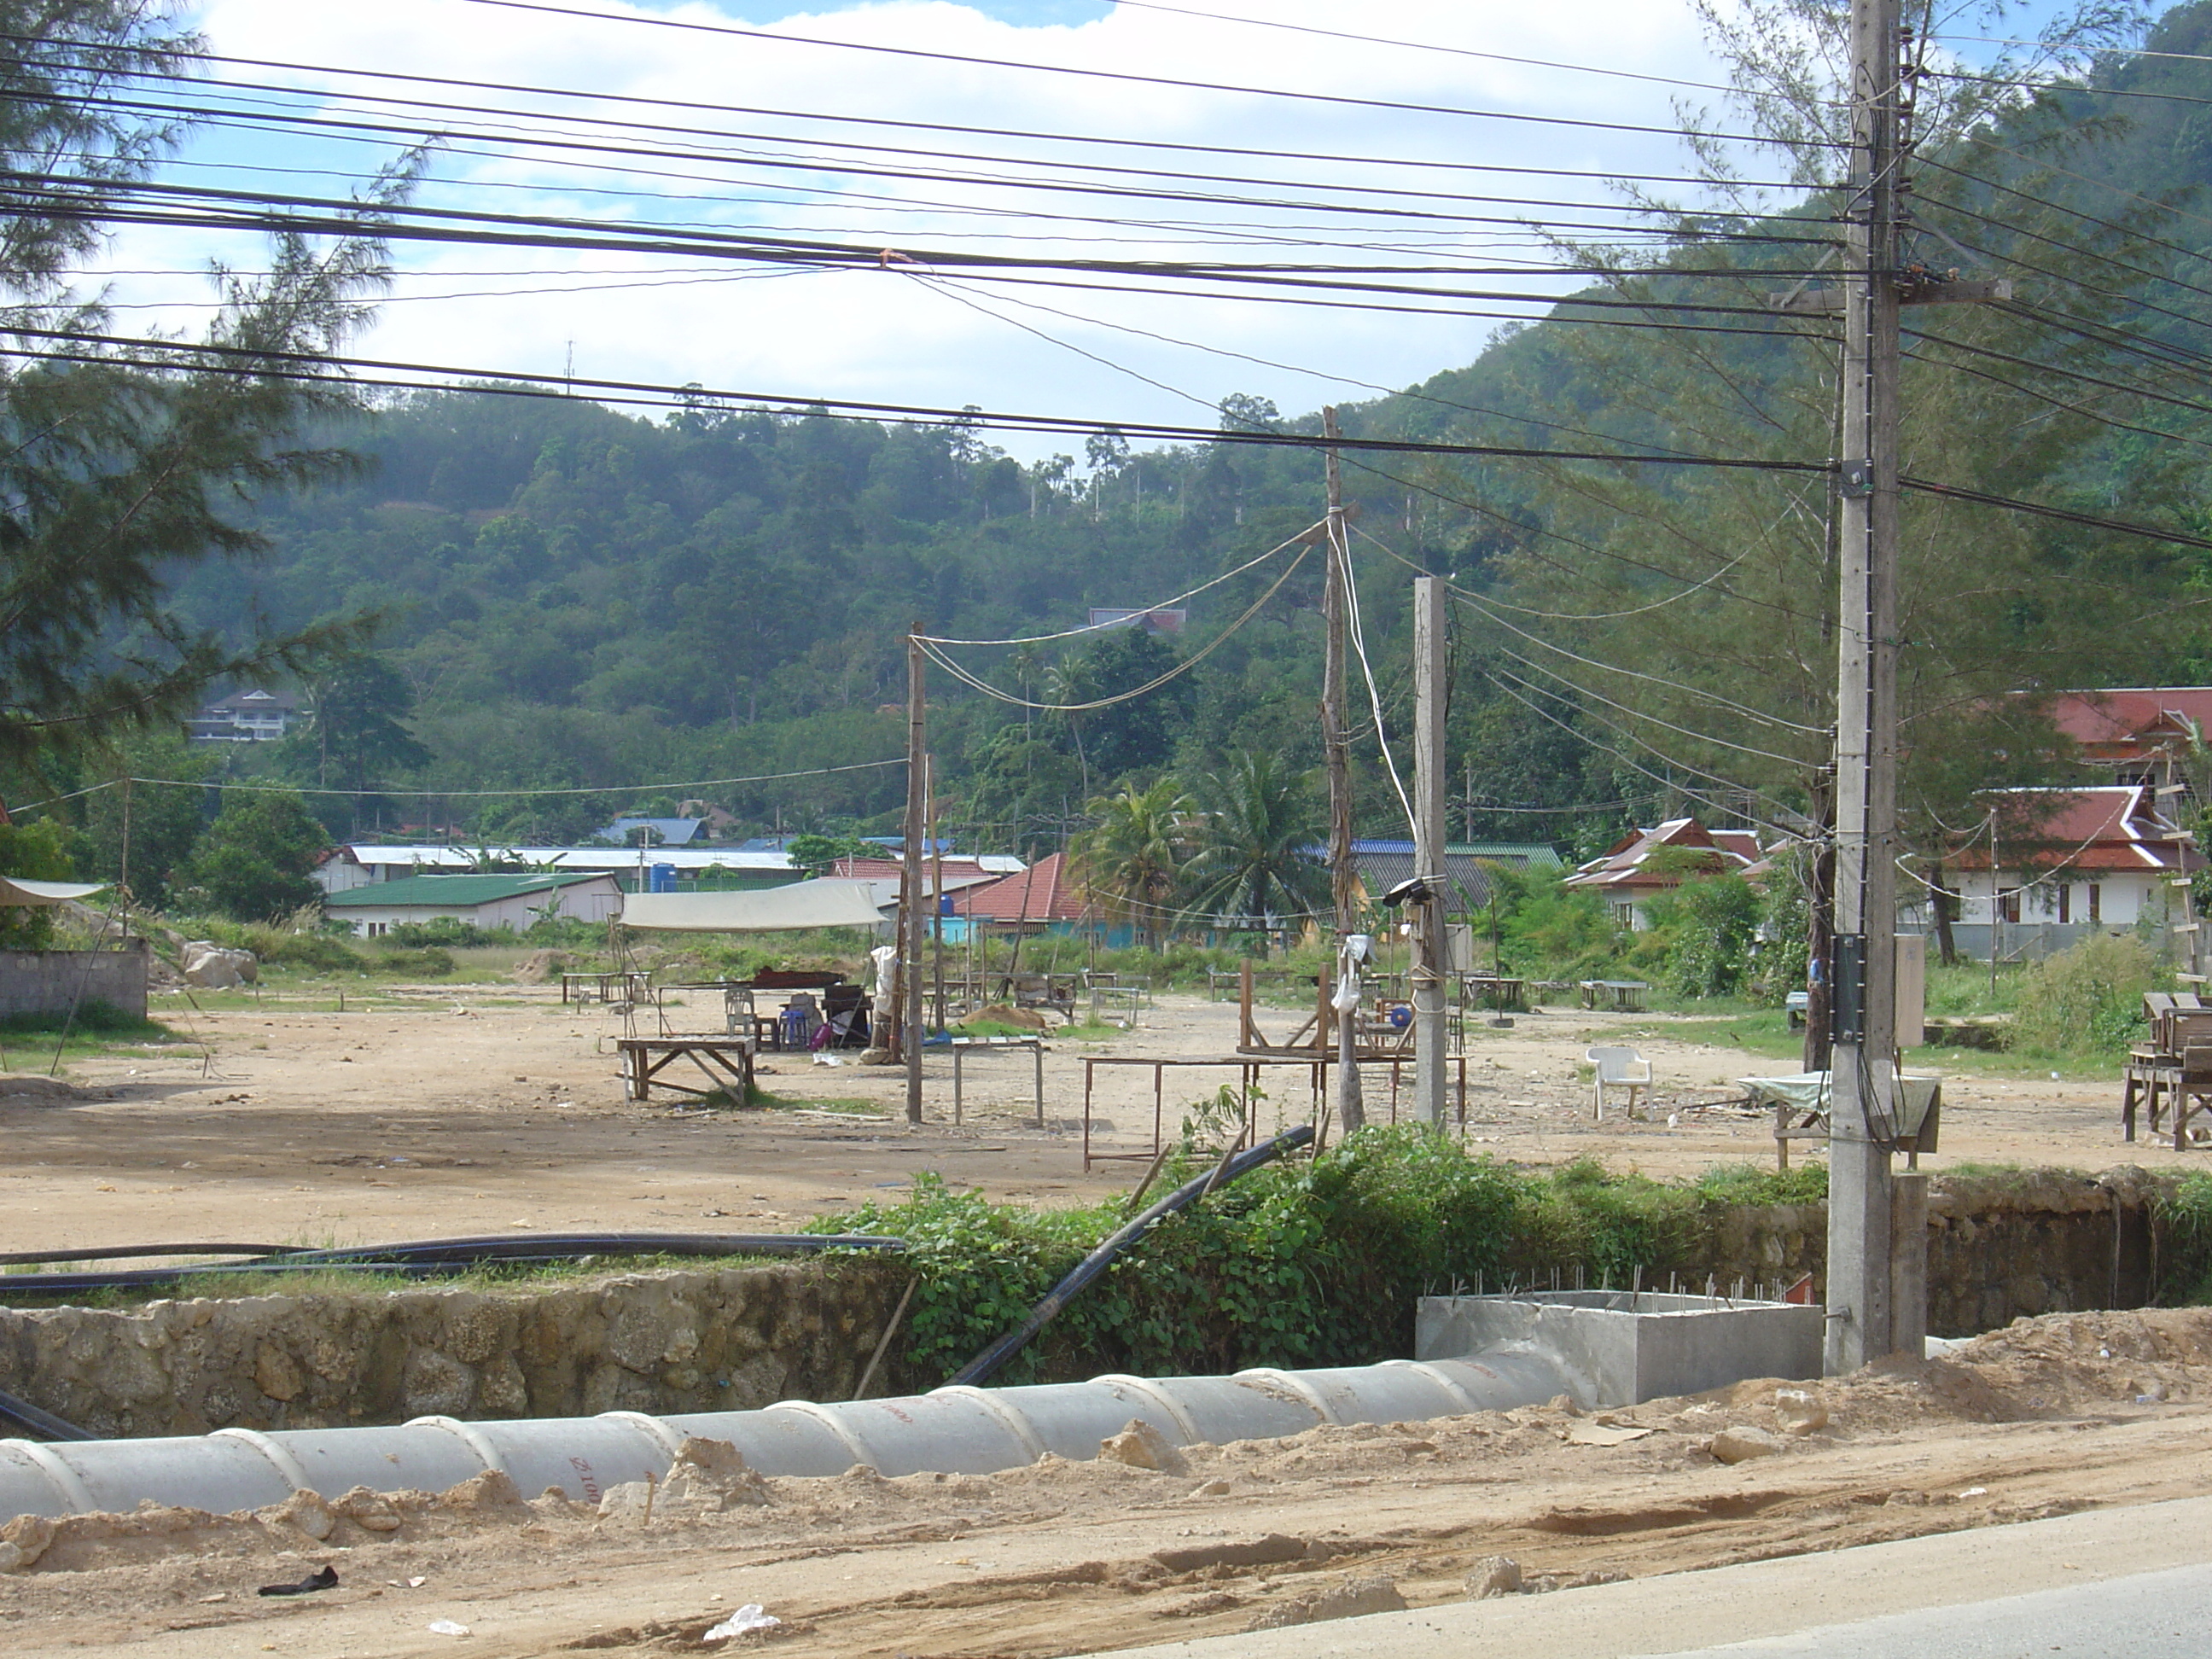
[0,1387,92,1442]
[948,1123,1314,1388]
[0,1232,905,1298]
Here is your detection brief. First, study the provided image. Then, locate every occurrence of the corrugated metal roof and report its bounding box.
[324,872,610,908]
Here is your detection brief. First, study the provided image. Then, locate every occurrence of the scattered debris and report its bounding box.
[1464,1555,1522,1598]
[1099,1418,1190,1476]
[1775,1388,1831,1435]
[1243,1574,1405,1630]
[258,1563,338,1597]
[1709,1426,1784,1464]
[427,1618,472,1636]
[702,1604,781,1641]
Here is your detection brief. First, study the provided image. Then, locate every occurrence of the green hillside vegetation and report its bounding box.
[11,2,2212,956]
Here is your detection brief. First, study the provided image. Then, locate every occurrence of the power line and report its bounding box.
[1105,0,1772,99]
[454,0,1848,152]
[0,320,1842,474]
[2,32,1820,197]
[916,526,1318,646]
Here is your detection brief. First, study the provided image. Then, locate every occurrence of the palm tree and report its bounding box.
[1044,655,1097,799]
[1074,778,1189,946]
[1180,752,1329,954]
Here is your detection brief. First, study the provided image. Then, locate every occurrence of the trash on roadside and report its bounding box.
[428,1618,473,1636]
[257,1563,338,1597]
[702,1604,781,1642]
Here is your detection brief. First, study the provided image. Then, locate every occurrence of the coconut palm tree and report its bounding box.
[1074,778,1189,946]
[1179,752,1329,954]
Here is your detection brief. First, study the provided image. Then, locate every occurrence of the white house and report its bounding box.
[1907,785,2203,959]
[322,872,624,937]
[1561,817,1766,931]
[185,688,304,743]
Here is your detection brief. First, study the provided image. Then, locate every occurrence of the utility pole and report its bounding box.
[903,631,928,1126]
[1321,408,1364,1136]
[1825,0,1906,1373]
[1411,575,1447,1129]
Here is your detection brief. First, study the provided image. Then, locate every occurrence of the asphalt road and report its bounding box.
[1631,1561,2212,1656]
[1084,1494,2212,1659]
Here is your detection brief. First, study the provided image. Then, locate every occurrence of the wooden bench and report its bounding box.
[615,1037,756,1102]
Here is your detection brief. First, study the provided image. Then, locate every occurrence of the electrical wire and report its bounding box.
[916,525,1318,646]
[3,758,907,817]
[1104,0,1775,99]
[454,0,1849,152]
[1338,530,1417,836]
[917,545,1311,711]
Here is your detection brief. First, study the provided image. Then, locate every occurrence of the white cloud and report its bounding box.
[122,0,1738,455]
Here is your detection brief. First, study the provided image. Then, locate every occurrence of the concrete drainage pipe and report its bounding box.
[0,1350,1572,1521]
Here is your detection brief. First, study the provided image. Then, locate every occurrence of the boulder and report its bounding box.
[180,943,257,988]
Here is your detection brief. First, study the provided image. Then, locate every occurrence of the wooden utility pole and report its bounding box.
[929,758,946,1033]
[903,632,928,1125]
[1411,575,1447,1129]
[1321,408,1364,1136]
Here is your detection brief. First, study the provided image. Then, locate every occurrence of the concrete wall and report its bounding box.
[0,945,148,1022]
[0,1260,906,1440]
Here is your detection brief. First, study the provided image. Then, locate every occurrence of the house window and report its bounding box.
[2087,884,2102,923]
[1999,888,2021,926]
[1611,901,1637,929]
[2058,884,2071,925]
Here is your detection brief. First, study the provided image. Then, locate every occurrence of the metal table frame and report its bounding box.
[952,1037,1046,1126]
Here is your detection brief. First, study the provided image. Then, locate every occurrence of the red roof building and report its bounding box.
[948,853,1091,929]
[2040,687,2212,786]
[1562,817,1763,929]
[1924,785,2202,943]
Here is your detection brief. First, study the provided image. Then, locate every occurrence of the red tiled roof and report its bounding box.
[1954,786,2203,874]
[2042,687,2212,757]
[950,853,1090,923]
[1563,817,1760,894]
[832,854,999,888]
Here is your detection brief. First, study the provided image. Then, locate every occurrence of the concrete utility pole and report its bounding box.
[903,632,928,1126]
[1321,408,1364,1136]
[1825,0,1906,1372]
[1412,575,1447,1129]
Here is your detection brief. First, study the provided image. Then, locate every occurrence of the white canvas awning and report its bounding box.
[0,876,107,907]
[620,878,888,933]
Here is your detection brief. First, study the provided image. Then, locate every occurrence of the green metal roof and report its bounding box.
[324,872,607,908]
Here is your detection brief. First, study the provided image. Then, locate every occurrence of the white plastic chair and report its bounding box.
[1586,1045,1652,1121]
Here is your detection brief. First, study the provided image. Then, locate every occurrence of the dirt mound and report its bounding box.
[0,1075,85,1103]
[510,949,576,985]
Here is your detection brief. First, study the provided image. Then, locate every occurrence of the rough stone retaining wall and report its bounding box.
[0,1171,2184,1435]
[0,944,147,1022]
[1680,1167,2164,1338]
[0,1260,906,1439]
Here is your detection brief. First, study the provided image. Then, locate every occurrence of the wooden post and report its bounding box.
[904,632,928,1125]
[929,757,946,1033]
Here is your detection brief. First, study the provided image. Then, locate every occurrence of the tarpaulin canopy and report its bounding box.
[620,878,888,933]
[0,876,107,907]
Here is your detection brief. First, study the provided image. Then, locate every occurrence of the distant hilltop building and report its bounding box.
[1087,608,1187,635]
[185,688,304,743]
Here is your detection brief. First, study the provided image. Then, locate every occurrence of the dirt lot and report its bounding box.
[3,1308,2211,1656]
[0,987,2193,1252]
[5,988,2211,1656]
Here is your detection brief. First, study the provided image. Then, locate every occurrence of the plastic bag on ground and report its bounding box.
[703,1604,781,1641]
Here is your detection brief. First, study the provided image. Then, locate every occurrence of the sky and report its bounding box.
[88,0,2108,459]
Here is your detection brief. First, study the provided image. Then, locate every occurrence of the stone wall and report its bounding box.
[1679,1167,2164,1339]
[0,945,147,1022]
[0,1171,2185,1435]
[0,1260,906,1439]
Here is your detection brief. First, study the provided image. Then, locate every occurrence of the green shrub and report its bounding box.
[0,1000,173,1039]
[366,946,455,976]
[821,1130,1818,1388]
[2009,933,2162,1056]
[387,917,498,948]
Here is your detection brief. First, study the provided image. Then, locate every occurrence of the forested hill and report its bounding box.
[154,0,2212,856]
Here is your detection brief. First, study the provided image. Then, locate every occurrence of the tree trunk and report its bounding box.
[1930,859,1959,968]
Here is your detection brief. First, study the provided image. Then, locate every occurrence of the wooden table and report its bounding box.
[952,1036,1046,1126]
[562,970,649,1005]
[1740,1070,1942,1170]
[1579,980,1650,1011]
[614,1037,756,1102]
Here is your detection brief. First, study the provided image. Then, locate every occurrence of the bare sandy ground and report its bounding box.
[1,1308,2209,1656]
[0,987,2189,1252]
[3,991,2211,1655]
